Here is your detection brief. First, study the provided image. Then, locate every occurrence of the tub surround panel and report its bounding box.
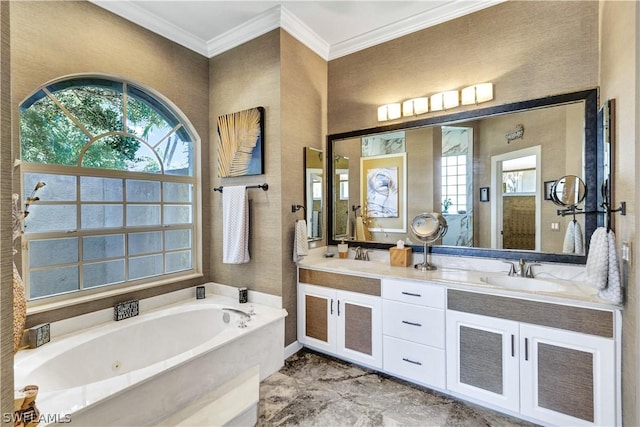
[14,291,287,426]
[327,1,598,134]
[33,283,281,341]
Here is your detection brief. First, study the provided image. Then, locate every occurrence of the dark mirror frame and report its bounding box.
[327,89,600,264]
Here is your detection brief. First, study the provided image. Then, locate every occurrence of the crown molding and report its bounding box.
[89,0,209,57]
[328,0,506,60]
[280,6,330,59]
[206,6,282,58]
[91,1,505,61]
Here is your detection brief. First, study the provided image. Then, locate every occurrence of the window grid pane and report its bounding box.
[442,154,467,213]
[20,77,197,301]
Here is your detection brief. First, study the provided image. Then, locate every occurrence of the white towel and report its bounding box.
[585,228,608,289]
[598,230,623,304]
[222,186,250,264]
[293,219,309,262]
[585,227,622,304]
[562,220,584,254]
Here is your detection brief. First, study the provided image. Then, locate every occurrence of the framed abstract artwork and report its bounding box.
[360,152,407,233]
[217,106,264,177]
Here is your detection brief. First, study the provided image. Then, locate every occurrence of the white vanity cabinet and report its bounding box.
[446,289,617,426]
[297,268,382,369]
[382,278,446,389]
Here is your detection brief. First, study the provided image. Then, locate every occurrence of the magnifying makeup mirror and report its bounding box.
[550,175,587,208]
[411,212,448,271]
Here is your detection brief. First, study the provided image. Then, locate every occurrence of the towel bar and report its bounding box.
[213,183,268,193]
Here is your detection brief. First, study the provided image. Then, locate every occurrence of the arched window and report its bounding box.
[19,76,199,301]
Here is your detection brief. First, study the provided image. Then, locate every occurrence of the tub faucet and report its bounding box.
[222,307,252,328]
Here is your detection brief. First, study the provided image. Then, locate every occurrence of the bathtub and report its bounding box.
[14,291,287,426]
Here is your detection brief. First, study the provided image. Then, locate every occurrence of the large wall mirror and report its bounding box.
[327,89,601,264]
[304,147,323,241]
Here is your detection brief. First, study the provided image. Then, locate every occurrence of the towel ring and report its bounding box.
[292,204,306,216]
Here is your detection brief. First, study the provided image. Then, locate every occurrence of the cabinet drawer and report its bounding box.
[383,300,444,347]
[383,335,445,389]
[382,278,444,309]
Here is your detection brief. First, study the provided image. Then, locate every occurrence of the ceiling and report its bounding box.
[90,0,503,60]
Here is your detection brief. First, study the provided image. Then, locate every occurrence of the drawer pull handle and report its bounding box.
[402,357,422,366]
[401,320,422,327]
[401,291,421,297]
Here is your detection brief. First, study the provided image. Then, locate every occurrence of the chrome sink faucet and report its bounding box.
[352,246,370,261]
[503,261,517,276]
[504,259,539,278]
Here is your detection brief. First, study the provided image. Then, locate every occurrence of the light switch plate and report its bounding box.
[621,241,631,262]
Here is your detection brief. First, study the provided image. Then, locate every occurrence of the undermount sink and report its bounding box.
[480,275,566,292]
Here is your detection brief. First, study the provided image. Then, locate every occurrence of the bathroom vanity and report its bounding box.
[297,252,620,427]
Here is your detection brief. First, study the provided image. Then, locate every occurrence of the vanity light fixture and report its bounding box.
[430,90,459,111]
[377,103,402,121]
[402,97,429,117]
[461,83,494,105]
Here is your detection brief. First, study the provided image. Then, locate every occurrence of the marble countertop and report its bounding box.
[298,248,621,311]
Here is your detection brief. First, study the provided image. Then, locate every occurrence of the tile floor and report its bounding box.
[257,349,536,426]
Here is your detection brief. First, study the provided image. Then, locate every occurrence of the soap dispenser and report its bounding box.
[338,240,348,259]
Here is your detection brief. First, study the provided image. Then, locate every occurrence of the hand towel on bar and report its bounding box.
[598,230,623,304]
[585,227,608,289]
[293,219,309,262]
[562,220,584,254]
[222,185,250,264]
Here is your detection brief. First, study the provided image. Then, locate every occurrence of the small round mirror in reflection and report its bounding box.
[551,175,586,207]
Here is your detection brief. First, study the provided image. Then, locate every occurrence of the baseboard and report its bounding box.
[284,341,303,359]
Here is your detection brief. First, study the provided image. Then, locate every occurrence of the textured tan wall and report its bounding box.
[328,1,598,134]
[600,2,638,426]
[10,1,211,322]
[210,30,282,296]
[209,30,327,344]
[1,1,13,418]
[280,30,328,344]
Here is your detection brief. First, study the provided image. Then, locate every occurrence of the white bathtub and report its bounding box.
[14,291,287,426]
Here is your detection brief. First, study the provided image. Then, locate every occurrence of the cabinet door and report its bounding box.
[297,284,336,353]
[336,290,382,369]
[446,310,520,412]
[520,324,616,426]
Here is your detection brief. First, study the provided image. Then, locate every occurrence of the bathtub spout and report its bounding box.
[222,307,251,320]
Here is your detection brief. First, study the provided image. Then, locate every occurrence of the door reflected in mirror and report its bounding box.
[304,147,323,241]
